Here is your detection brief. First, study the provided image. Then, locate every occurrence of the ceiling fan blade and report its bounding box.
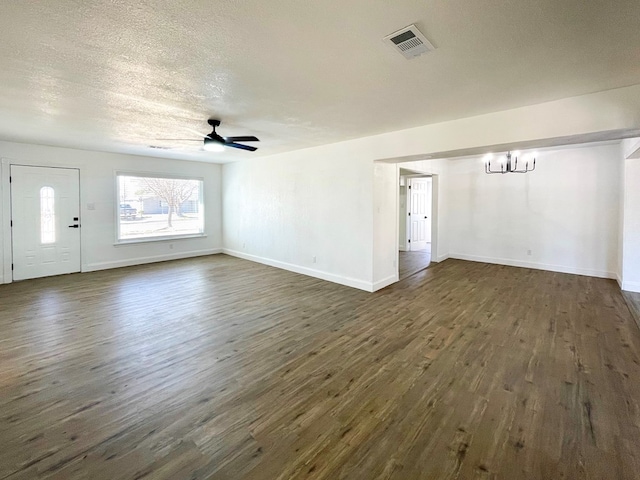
[225,142,258,152]
[224,136,259,143]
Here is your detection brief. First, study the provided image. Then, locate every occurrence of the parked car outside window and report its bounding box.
[120,203,137,219]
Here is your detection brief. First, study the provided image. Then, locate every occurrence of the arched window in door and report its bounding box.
[40,186,55,244]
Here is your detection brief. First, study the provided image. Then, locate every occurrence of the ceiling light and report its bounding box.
[203,142,225,152]
[485,151,536,174]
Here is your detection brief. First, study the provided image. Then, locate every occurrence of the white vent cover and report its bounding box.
[384,24,435,59]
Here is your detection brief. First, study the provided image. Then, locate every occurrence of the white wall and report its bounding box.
[222,146,374,291]
[621,138,640,292]
[0,141,221,283]
[372,162,398,290]
[398,183,408,251]
[446,143,621,278]
[617,143,626,284]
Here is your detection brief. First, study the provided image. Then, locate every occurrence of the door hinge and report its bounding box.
[11,263,14,270]
[408,239,411,243]
[9,176,11,183]
[10,220,12,227]
[408,212,411,216]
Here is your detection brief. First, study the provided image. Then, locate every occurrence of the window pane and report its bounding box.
[117,175,204,241]
[40,186,55,244]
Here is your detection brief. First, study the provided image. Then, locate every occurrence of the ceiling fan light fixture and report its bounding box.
[203,140,225,152]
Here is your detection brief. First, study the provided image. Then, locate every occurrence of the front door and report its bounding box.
[11,165,81,280]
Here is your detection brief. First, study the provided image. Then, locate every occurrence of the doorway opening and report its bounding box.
[398,169,432,280]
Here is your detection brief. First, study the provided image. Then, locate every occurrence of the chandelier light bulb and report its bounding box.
[484,150,536,175]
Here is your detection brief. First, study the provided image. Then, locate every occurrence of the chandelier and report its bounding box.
[484,151,536,174]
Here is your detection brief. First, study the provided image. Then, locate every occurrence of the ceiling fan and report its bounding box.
[157,119,260,152]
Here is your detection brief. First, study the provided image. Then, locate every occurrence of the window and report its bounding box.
[116,174,204,242]
[40,186,55,244]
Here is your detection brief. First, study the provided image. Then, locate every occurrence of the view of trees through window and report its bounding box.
[117,174,204,241]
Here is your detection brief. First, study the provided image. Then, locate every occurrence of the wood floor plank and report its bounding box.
[1,255,640,479]
[398,250,430,280]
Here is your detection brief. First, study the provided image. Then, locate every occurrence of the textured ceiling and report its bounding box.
[0,0,639,163]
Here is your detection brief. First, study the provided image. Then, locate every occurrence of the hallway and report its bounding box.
[398,246,431,280]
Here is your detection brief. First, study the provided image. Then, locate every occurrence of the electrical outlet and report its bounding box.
[527,249,532,256]
[169,243,174,250]
[312,256,317,263]
[242,242,246,249]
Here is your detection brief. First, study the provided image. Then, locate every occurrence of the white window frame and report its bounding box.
[115,171,205,245]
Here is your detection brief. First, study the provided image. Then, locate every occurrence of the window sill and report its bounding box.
[114,234,207,246]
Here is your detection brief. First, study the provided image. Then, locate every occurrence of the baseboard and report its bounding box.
[449,253,616,280]
[622,280,640,293]
[84,248,222,272]
[617,274,623,289]
[222,249,373,292]
[435,254,449,263]
[372,274,398,292]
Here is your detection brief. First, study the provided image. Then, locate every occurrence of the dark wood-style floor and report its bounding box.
[2,255,640,479]
[623,291,640,331]
[398,249,431,280]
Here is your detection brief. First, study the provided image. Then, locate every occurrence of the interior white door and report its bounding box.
[409,178,429,251]
[11,165,81,281]
[424,178,432,243]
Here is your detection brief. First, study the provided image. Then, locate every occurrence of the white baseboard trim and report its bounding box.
[223,249,373,292]
[84,248,222,272]
[449,253,616,280]
[435,254,449,263]
[372,274,398,292]
[622,280,640,293]
[616,274,623,289]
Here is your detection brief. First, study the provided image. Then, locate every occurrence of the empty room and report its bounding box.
[2,1,640,479]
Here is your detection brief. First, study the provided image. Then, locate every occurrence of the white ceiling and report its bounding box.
[1,0,639,163]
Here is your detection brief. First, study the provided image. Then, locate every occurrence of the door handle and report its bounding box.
[68,225,80,228]
[424,216,428,219]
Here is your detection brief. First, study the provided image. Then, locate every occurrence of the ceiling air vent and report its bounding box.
[384,24,435,59]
